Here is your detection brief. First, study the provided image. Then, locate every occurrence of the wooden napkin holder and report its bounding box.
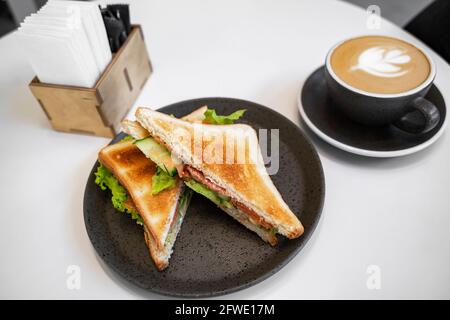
[28,25,152,138]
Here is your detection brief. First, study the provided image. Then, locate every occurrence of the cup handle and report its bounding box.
[393,97,440,134]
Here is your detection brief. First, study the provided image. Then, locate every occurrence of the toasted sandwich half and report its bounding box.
[131,107,304,246]
[97,139,192,270]
[96,107,209,270]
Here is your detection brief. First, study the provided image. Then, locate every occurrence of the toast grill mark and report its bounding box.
[153,118,280,173]
[170,125,262,166]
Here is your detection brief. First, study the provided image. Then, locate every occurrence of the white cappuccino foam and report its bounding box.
[351,46,411,78]
[330,35,431,94]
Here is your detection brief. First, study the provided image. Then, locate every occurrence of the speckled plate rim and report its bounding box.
[84,97,325,298]
[298,66,448,158]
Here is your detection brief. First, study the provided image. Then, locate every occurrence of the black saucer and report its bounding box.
[299,66,447,157]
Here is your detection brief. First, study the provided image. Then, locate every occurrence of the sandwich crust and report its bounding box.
[219,205,278,246]
[144,226,169,270]
[122,120,150,140]
[135,108,304,239]
[98,140,182,249]
[122,106,208,139]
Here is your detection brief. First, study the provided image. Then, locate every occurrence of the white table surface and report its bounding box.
[1,0,449,299]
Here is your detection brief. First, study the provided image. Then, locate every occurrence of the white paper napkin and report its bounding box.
[17,0,112,88]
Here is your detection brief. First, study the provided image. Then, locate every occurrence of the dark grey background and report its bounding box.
[0,0,434,37]
[344,0,433,26]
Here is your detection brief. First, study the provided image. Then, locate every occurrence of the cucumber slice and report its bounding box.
[134,137,177,175]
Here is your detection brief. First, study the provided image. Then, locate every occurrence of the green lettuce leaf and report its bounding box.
[94,164,143,225]
[120,135,134,142]
[178,188,193,218]
[203,109,246,125]
[152,166,177,195]
[185,180,233,208]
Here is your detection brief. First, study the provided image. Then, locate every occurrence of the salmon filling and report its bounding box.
[182,165,273,230]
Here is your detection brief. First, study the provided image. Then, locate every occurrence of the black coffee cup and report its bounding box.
[324,36,440,134]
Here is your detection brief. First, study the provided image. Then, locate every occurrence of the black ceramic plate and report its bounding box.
[299,66,447,157]
[84,97,325,297]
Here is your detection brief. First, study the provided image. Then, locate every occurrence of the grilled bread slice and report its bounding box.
[134,107,304,240]
[98,140,186,270]
[122,105,208,140]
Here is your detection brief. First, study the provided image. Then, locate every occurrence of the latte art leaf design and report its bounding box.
[350,46,411,78]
